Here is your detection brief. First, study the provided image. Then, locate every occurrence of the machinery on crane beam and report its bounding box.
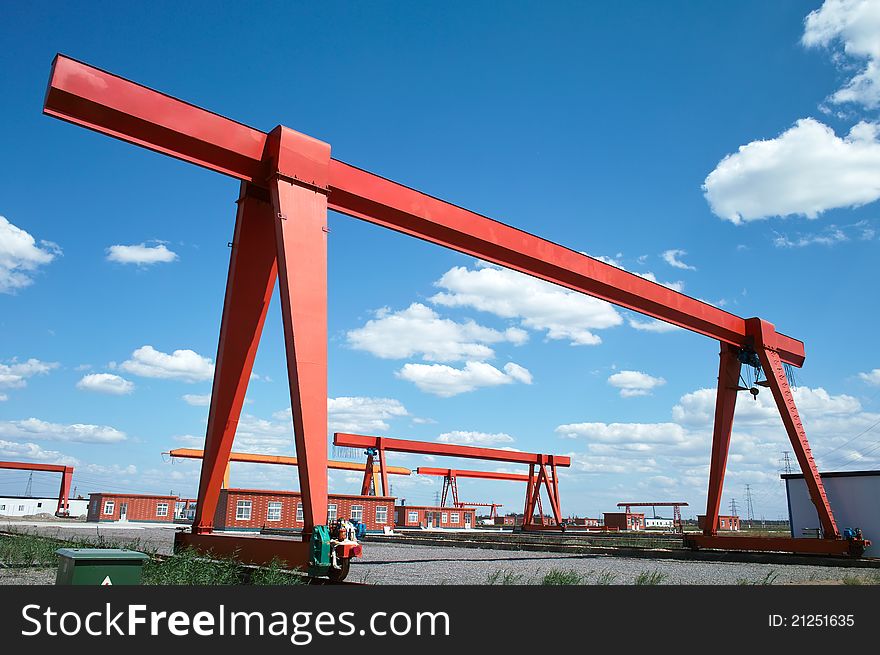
[416,467,553,527]
[0,461,74,517]
[337,434,568,530]
[165,448,411,496]
[41,54,869,567]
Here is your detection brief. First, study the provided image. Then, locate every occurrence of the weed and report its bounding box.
[541,568,585,585]
[634,570,667,585]
[594,571,617,585]
[736,571,778,585]
[249,558,308,586]
[486,569,523,585]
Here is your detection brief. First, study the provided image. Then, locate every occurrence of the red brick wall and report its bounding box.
[697,515,741,531]
[86,493,176,523]
[603,512,645,530]
[395,506,475,528]
[215,489,395,532]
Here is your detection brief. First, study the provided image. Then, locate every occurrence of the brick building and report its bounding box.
[214,489,394,533]
[565,517,600,527]
[395,505,476,529]
[603,511,645,531]
[87,493,177,523]
[696,514,741,531]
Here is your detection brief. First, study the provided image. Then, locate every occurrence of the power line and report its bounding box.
[728,498,738,517]
[744,485,755,526]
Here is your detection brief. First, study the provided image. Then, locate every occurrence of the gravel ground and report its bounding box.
[4,521,878,585]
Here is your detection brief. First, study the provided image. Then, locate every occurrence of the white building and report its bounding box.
[783,470,879,558]
[644,517,674,529]
[0,496,89,518]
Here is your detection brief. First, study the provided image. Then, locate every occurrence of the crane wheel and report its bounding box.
[327,557,350,583]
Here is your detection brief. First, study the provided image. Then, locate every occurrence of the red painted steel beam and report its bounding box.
[0,461,71,474]
[42,54,805,366]
[167,448,411,475]
[417,467,531,482]
[684,535,868,557]
[335,434,571,467]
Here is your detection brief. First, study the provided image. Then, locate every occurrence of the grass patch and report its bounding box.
[736,570,779,585]
[541,568,586,585]
[634,570,667,585]
[594,571,617,585]
[486,569,523,585]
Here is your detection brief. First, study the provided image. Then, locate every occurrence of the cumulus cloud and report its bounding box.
[0,216,60,293]
[859,368,880,385]
[436,430,515,446]
[76,373,135,395]
[430,264,623,346]
[0,439,78,466]
[704,119,880,222]
[182,393,212,406]
[803,0,880,109]
[327,396,409,433]
[106,242,178,265]
[661,249,696,271]
[0,418,126,443]
[0,394,7,402]
[0,358,59,390]
[396,361,533,397]
[607,370,667,397]
[627,317,681,333]
[347,302,527,362]
[272,396,410,435]
[120,345,214,382]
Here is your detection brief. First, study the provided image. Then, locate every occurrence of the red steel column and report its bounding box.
[378,439,389,498]
[268,127,332,537]
[360,452,375,496]
[747,318,839,538]
[56,467,73,515]
[523,463,536,528]
[703,343,742,536]
[193,183,278,533]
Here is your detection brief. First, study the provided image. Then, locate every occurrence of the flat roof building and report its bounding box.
[87,493,177,523]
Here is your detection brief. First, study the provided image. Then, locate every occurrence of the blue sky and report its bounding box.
[2,1,879,521]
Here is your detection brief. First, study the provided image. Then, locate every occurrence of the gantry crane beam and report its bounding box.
[0,461,74,516]
[617,501,689,531]
[42,53,861,565]
[339,435,566,530]
[165,448,411,496]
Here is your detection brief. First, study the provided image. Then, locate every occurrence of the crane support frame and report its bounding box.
[42,53,857,558]
[0,461,74,516]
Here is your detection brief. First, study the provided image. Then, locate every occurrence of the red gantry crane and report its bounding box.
[416,467,548,526]
[41,54,867,573]
[455,502,503,520]
[0,461,74,517]
[336,434,568,531]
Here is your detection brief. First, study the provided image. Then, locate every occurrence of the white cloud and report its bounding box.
[82,463,138,476]
[347,302,526,362]
[803,0,880,109]
[182,393,212,406]
[0,216,60,293]
[430,264,623,346]
[120,345,214,382]
[106,242,178,265]
[859,368,880,385]
[704,118,880,222]
[327,396,409,433]
[436,431,515,446]
[396,361,533,397]
[0,393,7,402]
[0,358,59,389]
[0,418,126,443]
[76,373,135,395]
[774,227,848,247]
[627,317,681,333]
[0,439,78,465]
[661,249,696,271]
[607,370,666,397]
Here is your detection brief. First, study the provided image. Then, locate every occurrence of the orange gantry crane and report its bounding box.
[165,448,411,496]
[0,461,74,516]
[41,54,868,577]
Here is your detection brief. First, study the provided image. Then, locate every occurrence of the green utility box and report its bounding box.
[55,548,150,585]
